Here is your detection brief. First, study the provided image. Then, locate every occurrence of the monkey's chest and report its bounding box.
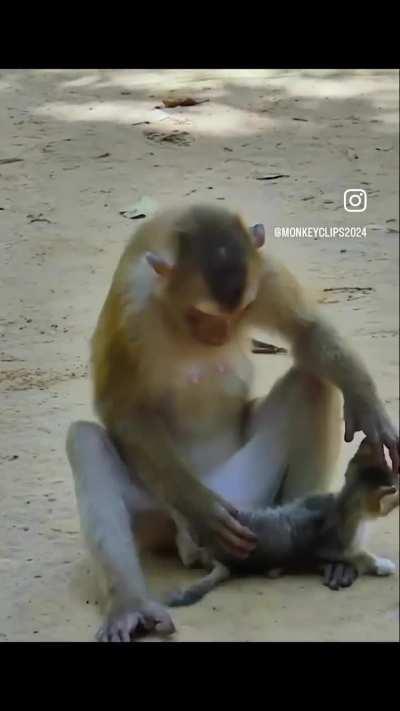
[176,360,249,423]
[165,358,252,474]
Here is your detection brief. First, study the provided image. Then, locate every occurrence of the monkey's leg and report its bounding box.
[66,421,175,642]
[256,368,347,589]
[260,368,353,590]
[268,367,342,502]
[204,367,341,510]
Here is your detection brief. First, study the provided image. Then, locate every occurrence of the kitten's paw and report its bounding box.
[373,557,396,576]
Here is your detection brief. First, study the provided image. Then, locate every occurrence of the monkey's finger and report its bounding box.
[140,613,155,632]
[221,499,240,517]
[323,563,341,590]
[386,440,399,474]
[344,414,355,443]
[340,564,358,588]
[216,524,255,554]
[219,510,258,543]
[142,603,176,635]
[328,563,344,590]
[119,628,131,642]
[220,524,257,552]
[154,615,176,635]
[216,537,250,560]
[95,627,107,642]
[216,528,255,558]
[323,563,334,587]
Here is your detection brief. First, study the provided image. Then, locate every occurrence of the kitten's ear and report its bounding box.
[145,252,175,277]
[250,224,265,248]
[376,486,399,516]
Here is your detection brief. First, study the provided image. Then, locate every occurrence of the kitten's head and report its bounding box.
[344,438,399,518]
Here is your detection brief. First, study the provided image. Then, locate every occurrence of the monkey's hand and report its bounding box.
[181,493,257,560]
[343,393,399,473]
[96,600,175,642]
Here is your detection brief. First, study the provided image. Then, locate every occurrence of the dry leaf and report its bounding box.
[162,97,209,108]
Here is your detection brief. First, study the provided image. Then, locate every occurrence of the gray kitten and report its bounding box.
[166,438,399,606]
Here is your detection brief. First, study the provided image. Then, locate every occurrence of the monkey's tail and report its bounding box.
[164,562,231,607]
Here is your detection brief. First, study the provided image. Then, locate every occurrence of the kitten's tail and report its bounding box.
[164,561,230,607]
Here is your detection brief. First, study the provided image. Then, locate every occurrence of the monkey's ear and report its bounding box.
[373,486,399,516]
[145,252,175,277]
[250,224,265,248]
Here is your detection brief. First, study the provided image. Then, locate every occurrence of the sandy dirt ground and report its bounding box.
[0,69,398,642]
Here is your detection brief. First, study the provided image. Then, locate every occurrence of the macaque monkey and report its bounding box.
[66,204,399,642]
[166,438,399,606]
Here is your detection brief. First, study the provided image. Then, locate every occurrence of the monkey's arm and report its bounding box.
[251,258,399,471]
[93,318,256,558]
[110,411,256,558]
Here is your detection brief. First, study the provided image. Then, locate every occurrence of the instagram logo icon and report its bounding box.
[344,189,368,212]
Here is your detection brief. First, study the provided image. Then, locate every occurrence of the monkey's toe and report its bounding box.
[96,602,175,641]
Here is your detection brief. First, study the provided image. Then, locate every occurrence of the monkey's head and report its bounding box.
[344,437,399,518]
[146,205,265,346]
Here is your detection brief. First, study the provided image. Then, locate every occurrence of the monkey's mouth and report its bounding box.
[187,308,233,346]
[190,324,231,346]
[197,333,230,346]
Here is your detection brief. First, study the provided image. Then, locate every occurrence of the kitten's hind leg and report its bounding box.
[352,551,396,577]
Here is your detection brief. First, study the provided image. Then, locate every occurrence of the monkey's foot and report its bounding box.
[96,601,175,642]
[372,557,396,576]
[322,562,358,591]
